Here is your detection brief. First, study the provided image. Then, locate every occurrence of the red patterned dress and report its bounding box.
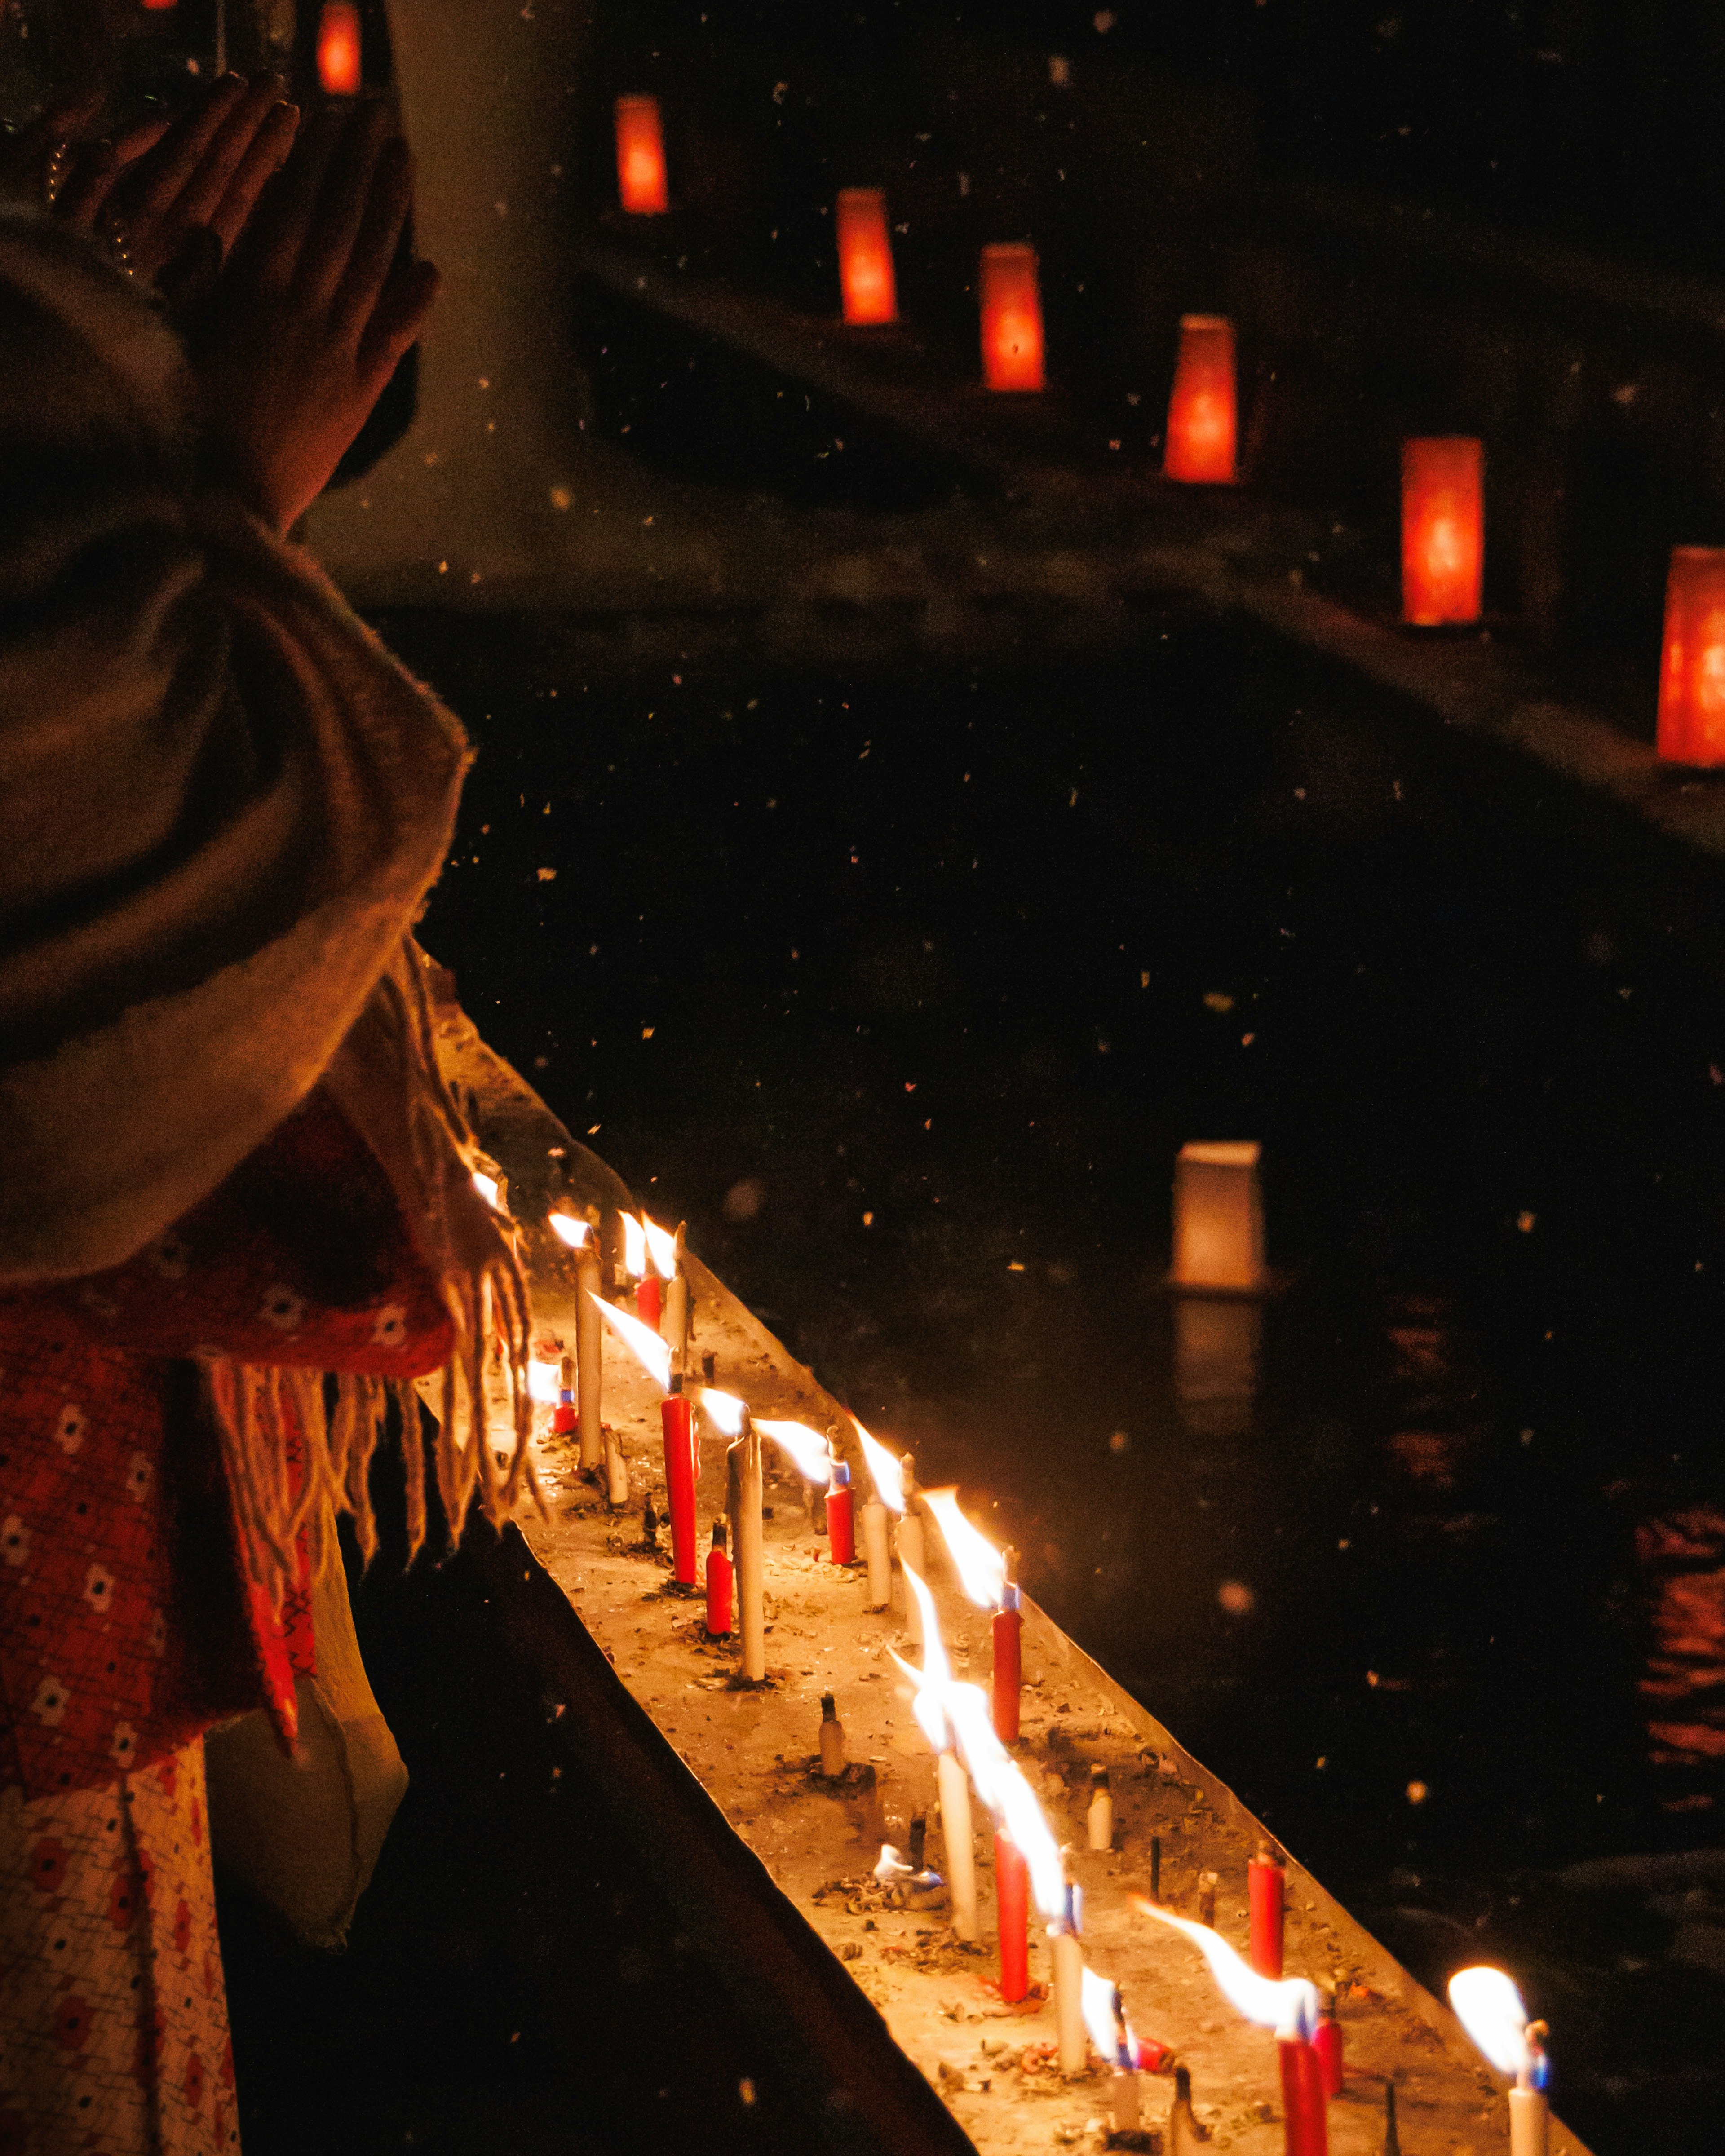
[0,1087,455,2155]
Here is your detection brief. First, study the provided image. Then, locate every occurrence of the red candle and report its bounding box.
[636,1274,663,1330]
[995,1829,1030,2001]
[554,1352,577,1438]
[1248,1847,1286,1979]
[837,188,897,326]
[615,94,669,216]
[660,1390,699,1586]
[1163,314,1237,484]
[1401,437,1484,625]
[1656,546,1725,764]
[705,1520,734,1635]
[316,1,362,94]
[1311,1997,1344,2099]
[992,1593,1023,1742]
[826,1465,856,1564]
[1278,2038,1329,2156]
[978,244,1044,393]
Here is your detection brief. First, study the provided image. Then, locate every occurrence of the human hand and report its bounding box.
[57,72,299,292]
[190,102,438,532]
[0,82,111,208]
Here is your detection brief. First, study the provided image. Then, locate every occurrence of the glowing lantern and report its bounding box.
[978,243,1044,393]
[1656,546,1725,764]
[1172,1141,1264,1291]
[836,188,897,326]
[614,94,668,216]
[1401,436,1484,626]
[317,2,362,95]
[1164,314,1237,484]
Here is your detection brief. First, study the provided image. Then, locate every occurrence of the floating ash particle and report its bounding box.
[1217,1580,1255,1615]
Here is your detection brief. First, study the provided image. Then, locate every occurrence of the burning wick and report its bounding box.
[875,1844,914,1886]
[707,1390,766,1682]
[923,1487,1023,1741]
[1088,1764,1114,1851]
[550,1214,605,1476]
[705,1518,734,1636]
[819,1692,846,1778]
[1132,1899,1327,2156]
[1447,1968,1549,2156]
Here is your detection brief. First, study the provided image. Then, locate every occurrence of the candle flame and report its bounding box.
[527,1359,561,1405]
[874,1844,915,1885]
[592,1290,671,1391]
[641,1213,679,1280]
[857,1423,907,1511]
[755,1419,833,1484]
[472,1171,501,1211]
[1447,1968,1548,2088]
[699,1387,747,1436]
[548,1212,591,1250]
[1131,1899,1320,2041]
[888,1568,1067,1917]
[620,1212,647,1280]
[1082,1968,1134,2068]
[922,1487,1006,1609]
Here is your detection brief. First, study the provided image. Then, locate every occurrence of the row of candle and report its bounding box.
[527,1182,1552,2155]
[611,90,1725,767]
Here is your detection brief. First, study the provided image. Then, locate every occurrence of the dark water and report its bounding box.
[383,606,1725,2153]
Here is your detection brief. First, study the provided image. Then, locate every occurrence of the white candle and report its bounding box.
[1052,1918,1086,2073]
[574,1239,604,1475]
[1087,1765,1114,1851]
[728,1413,766,1683]
[1509,2086,1548,2156]
[862,1498,891,1608]
[936,1750,978,1941]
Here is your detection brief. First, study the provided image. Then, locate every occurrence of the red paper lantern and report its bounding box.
[1656,546,1725,765]
[836,188,897,326]
[316,1,362,95]
[978,243,1044,393]
[1164,314,1237,484]
[1401,436,1484,626]
[614,94,669,216]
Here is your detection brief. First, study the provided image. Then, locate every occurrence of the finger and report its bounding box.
[174,72,289,230]
[238,106,346,294]
[330,137,411,340]
[54,141,120,229]
[107,112,173,168]
[207,99,299,253]
[296,101,395,308]
[154,223,224,314]
[357,257,440,397]
[131,72,248,221]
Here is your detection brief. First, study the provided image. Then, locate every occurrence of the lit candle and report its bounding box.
[1402,437,1484,627]
[901,1565,979,1941]
[756,1418,849,1564]
[1656,546,1725,765]
[1173,1140,1265,1289]
[994,1828,1030,2001]
[1051,1881,1087,2073]
[642,1213,684,1359]
[614,94,669,216]
[978,243,1045,393]
[659,1377,699,1586]
[826,1458,856,1564]
[1134,1900,1328,2156]
[708,1390,766,1682]
[1249,1843,1286,1978]
[1448,1968,1549,2156]
[1164,315,1237,484]
[665,1223,689,1369]
[317,1,362,94]
[862,1489,891,1608]
[857,1425,924,1639]
[550,1214,606,1476]
[1083,1971,1141,2129]
[836,187,898,326]
[922,1485,1022,1742]
[705,1518,734,1636]
[622,1213,663,1332]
